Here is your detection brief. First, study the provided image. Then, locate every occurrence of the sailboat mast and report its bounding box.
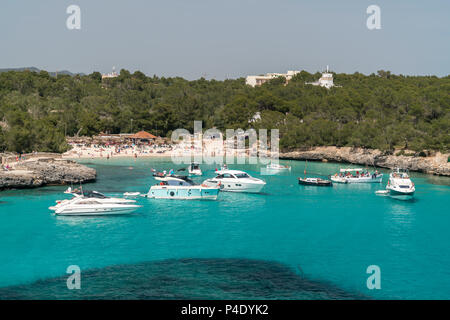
[304,160,307,177]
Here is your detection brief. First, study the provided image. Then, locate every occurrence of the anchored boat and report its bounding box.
[147,175,219,200]
[203,169,266,193]
[298,177,332,186]
[188,162,202,176]
[385,168,415,200]
[266,163,291,172]
[331,168,383,184]
[298,160,332,186]
[49,191,141,216]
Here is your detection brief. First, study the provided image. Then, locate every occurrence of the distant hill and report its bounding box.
[0,67,85,77]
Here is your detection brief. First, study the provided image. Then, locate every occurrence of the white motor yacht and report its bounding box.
[266,163,291,172]
[202,169,266,193]
[331,168,383,183]
[385,168,415,200]
[49,196,141,216]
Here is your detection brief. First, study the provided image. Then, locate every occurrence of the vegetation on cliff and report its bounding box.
[0,69,448,153]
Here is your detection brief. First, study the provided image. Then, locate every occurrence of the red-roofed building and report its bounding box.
[126,131,158,144]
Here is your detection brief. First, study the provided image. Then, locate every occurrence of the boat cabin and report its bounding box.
[214,171,250,179]
[190,163,200,170]
[156,176,196,186]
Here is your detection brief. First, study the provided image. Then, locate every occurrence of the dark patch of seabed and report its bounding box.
[0,258,368,300]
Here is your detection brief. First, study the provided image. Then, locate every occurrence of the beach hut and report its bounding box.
[127,131,158,144]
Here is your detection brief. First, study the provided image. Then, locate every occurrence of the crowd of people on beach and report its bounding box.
[64,142,175,159]
[63,138,237,159]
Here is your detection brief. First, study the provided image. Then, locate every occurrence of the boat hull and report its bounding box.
[330,176,348,184]
[387,187,415,200]
[331,175,382,183]
[221,183,265,193]
[203,180,265,193]
[147,186,219,200]
[266,167,291,172]
[53,206,141,216]
[298,178,332,186]
[346,176,383,183]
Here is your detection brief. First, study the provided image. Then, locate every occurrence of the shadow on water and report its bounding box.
[0,258,368,300]
[425,175,450,187]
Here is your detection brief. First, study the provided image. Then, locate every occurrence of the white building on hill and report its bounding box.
[246,70,300,87]
[102,67,118,79]
[306,66,335,89]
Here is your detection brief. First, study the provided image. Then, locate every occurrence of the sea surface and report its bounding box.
[0,158,449,299]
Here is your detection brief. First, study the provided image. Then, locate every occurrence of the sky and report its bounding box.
[0,0,448,79]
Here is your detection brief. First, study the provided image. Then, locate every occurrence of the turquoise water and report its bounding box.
[0,158,449,299]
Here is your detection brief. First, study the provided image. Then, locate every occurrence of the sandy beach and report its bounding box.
[61,140,246,160]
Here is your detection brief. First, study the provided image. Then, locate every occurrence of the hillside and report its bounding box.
[0,69,448,154]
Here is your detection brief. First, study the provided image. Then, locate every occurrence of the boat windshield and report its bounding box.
[393,173,409,179]
[235,173,250,178]
[166,179,195,186]
[83,191,108,199]
[158,175,196,186]
[215,173,234,179]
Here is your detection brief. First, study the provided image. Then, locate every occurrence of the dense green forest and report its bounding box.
[0,69,448,154]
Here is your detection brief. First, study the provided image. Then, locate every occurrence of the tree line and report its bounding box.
[0,69,448,154]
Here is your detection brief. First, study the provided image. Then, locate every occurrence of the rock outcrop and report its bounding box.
[0,158,96,190]
[280,147,450,176]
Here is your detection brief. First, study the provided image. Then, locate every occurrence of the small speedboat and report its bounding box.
[147,175,219,200]
[385,168,415,200]
[151,169,166,177]
[331,168,383,183]
[202,169,266,193]
[123,192,140,197]
[266,163,291,172]
[298,177,332,186]
[188,162,202,176]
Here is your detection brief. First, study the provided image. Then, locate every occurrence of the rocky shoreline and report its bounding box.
[280,146,450,177]
[0,158,96,191]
